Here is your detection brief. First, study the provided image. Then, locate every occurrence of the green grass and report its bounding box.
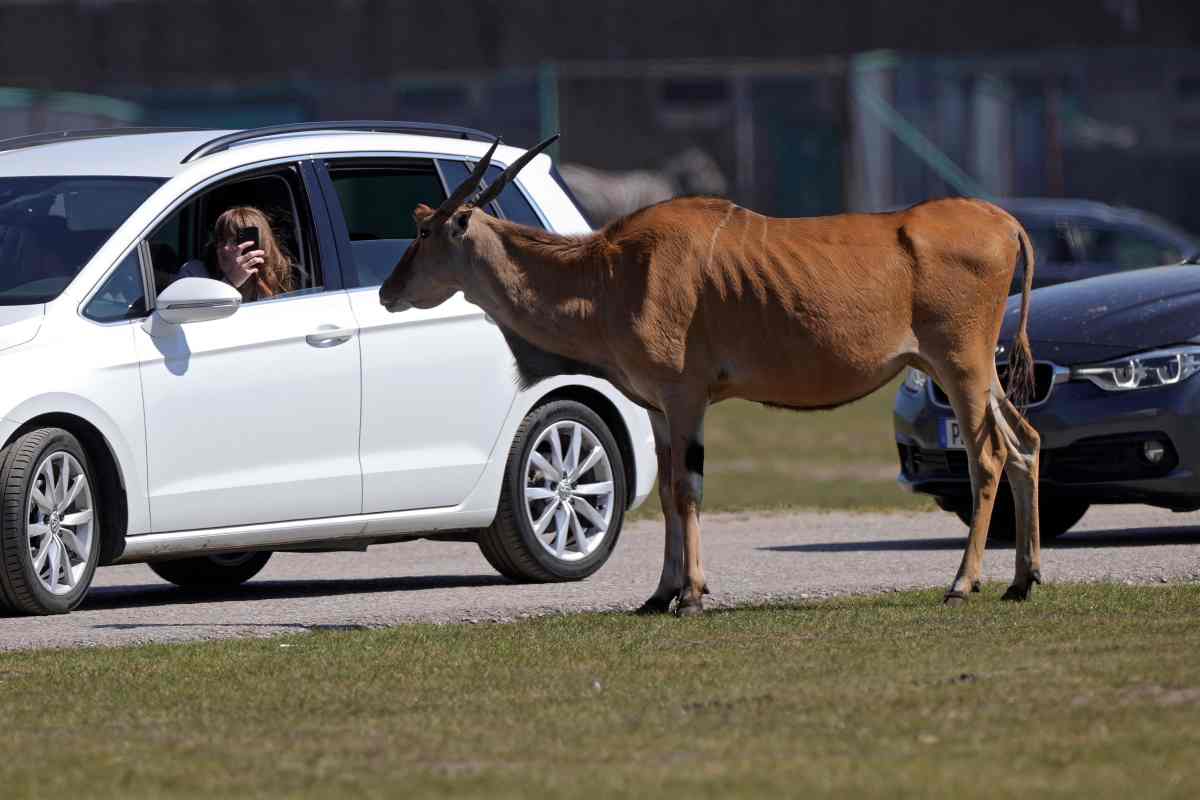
[631,378,933,518]
[3,583,1198,798]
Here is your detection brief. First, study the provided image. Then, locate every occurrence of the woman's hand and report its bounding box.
[217,241,265,288]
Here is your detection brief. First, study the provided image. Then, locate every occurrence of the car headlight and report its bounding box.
[903,368,928,393]
[1072,346,1200,391]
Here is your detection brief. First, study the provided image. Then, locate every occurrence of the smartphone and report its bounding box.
[236,225,260,254]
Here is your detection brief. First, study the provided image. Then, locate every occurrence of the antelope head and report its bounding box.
[379,134,559,312]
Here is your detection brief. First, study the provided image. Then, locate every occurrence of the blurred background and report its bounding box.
[2,0,1198,230]
[4,0,1198,512]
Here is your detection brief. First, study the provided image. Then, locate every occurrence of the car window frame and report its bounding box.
[1071,222,1183,270]
[458,159,550,229]
[196,171,310,287]
[315,155,449,291]
[77,158,342,325]
[315,153,551,291]
[0,175,166,309]
[148,163,328,300]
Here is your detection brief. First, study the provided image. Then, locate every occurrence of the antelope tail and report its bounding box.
[1007,227,1037,409]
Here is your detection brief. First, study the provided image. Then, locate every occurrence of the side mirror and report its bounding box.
[142,278,240,335]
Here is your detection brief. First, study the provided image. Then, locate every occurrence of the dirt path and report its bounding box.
[2,505,1199,651]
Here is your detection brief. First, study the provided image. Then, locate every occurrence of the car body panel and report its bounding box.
[346,287,520,513]
[113,372,657,563]
[1000,265,1200,359]
[0,306,152,536]
[133,289,363,532]
[0,304,44,352]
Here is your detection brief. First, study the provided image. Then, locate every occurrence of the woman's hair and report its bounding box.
[209,206,295,300]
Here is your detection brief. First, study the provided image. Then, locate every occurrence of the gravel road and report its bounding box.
[3,505,1199,651]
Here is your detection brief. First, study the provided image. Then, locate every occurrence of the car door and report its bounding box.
[134,164,363,533]
[315,155,521,513]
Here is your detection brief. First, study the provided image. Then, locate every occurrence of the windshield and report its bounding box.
[0,176,163,305]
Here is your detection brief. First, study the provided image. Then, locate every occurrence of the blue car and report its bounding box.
[894,262,1200,539]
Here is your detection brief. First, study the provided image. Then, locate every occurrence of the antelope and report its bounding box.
[380,136,1043,616]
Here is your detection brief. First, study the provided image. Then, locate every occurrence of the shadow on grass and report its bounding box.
[91,622,373,632]
[759,525,1200,553]
[80,574,512,612]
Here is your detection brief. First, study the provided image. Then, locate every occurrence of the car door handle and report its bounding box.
[306,326,356,348]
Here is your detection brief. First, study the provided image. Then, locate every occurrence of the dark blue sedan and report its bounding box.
[894,263,1200,538]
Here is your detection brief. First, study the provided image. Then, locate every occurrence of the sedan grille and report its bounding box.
[930,362,1059,408]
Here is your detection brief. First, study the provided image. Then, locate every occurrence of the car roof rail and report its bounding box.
[180,120,498,163]
[0,126,208,155]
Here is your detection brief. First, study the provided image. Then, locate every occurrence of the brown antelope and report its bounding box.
[380,136,1043,616]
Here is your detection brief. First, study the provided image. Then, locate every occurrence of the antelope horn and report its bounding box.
[433,137,500,222]
[472,133,560,209]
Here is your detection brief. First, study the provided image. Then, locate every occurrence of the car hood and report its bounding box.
[999,265,1200,365]
[0,304,44,353]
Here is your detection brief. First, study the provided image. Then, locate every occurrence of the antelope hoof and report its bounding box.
[1002,583,1033,602]
[1002,570,1042,602]
[943,590,968,607]
[675,588,705,617]
[635,596,673,615]
[971,579,982,593]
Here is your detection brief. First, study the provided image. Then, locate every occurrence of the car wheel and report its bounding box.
[952,493,1090,541]
[478,400,627,582]
[148,551,272,588]
[0,429,102,615]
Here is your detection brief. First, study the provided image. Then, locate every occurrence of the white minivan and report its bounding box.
[0,123,655,615]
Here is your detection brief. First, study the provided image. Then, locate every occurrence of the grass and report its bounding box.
[3,583,1198,798]
[630,377,934,518]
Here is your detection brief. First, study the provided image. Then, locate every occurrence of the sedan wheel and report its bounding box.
[0,429,101,615]
[149,551,272,588]
[479,400,626,581]
[952,490,1090,542]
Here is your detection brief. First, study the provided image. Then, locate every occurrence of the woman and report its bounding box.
[178,206,295,301]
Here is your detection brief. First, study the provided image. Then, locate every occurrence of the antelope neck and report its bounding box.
[467,221,609,366]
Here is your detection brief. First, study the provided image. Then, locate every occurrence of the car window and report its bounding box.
[0,176,162,305]
[83,250,146,322]
[145,167,319,300]
[1075,226,1181,270]
[326,160,448,287]
[437,160,545,229]
[1022,222,1075,265]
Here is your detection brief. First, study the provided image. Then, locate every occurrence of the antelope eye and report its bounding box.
[418,228,430,239]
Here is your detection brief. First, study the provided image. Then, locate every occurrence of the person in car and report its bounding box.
[177,206,295,301]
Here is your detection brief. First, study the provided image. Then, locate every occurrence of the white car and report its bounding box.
[0,122,656,615]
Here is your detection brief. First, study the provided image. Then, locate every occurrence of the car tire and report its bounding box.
[478,400,627,582]
[148,552,272,588]
[0,428,102,616]
[952,493,1090,542]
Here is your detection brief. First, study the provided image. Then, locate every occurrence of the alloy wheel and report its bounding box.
[522,420,616,562]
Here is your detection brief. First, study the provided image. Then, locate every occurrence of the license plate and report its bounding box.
[940,419,966,449]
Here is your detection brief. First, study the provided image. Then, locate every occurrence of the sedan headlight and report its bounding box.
[903,368,928,393]
[1072,346,1200,391]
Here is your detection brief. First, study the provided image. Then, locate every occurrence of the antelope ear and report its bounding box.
[451,210,471,238]
[413,203,435,223]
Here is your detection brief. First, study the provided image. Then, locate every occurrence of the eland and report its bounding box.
[380,136,1043,616]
